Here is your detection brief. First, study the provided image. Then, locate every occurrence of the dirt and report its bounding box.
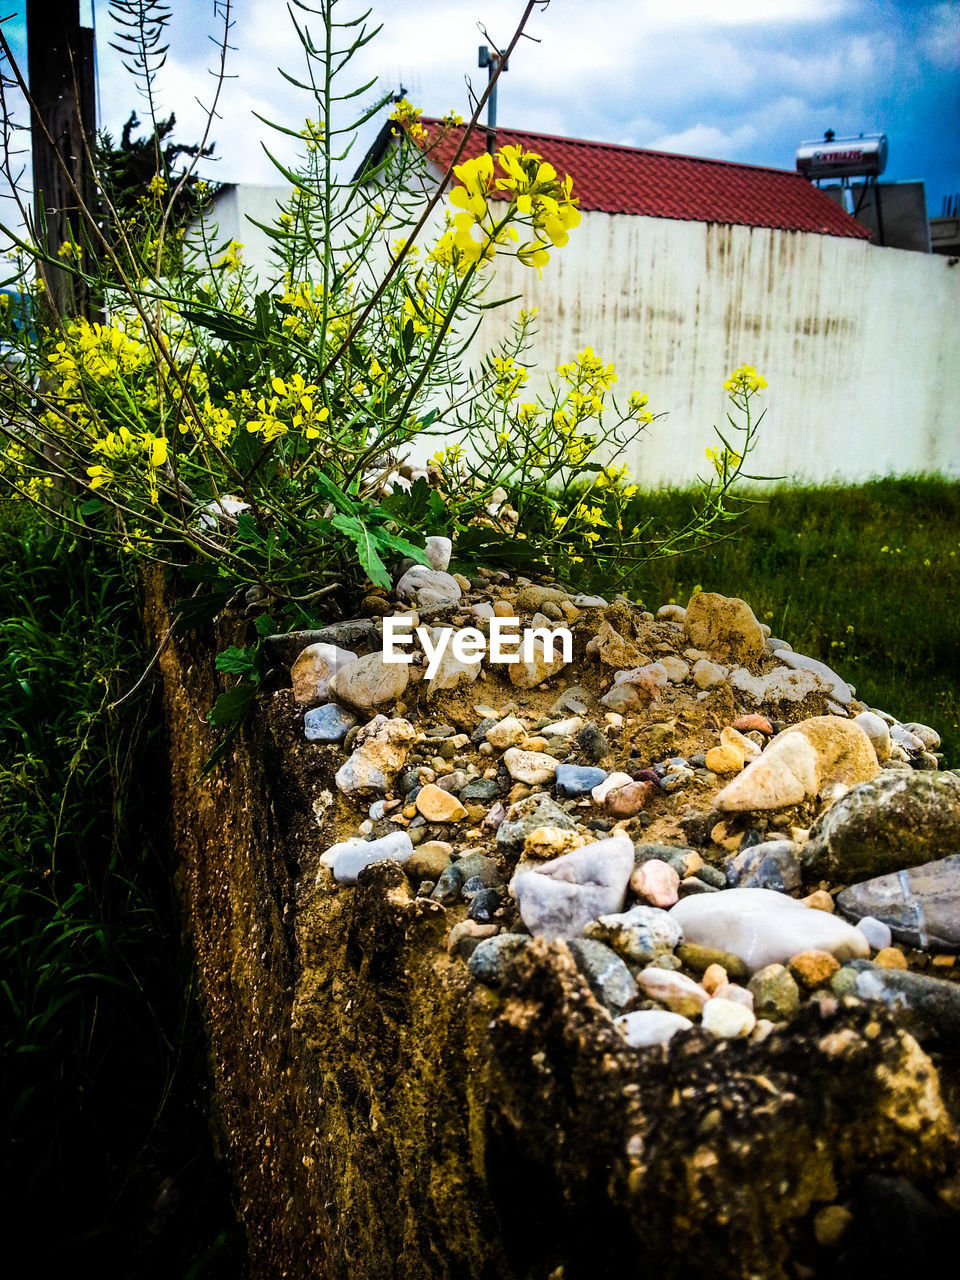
[144,570,960,1279]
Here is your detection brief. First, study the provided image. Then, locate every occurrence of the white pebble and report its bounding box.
[702,997,756,1038]
[855,915,893,950]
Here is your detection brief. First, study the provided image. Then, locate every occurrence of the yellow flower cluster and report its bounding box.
[390,99,426,144]
[704,445,743,475]
[490,354,527,401]
[433,143,581,277]
[212,240,243,273]
[724,364,767,394]
[229,374,330,443]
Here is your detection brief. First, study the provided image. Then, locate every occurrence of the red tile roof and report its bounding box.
[419,119,871,240]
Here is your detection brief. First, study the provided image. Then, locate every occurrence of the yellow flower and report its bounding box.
[86,464,113,489]
[147,173,168,198]
[723,364,768,394]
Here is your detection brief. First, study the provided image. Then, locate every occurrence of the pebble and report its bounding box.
[515,585,567,610]
[748,963,801,1020]
[415,783,468,823]
[585,903,683,963]
[705,744,743,774]
[659,655,690,683]
[729,665,831,707]
[503,747,558,785]
[701,997,756,1038]
[630,859,680,908]
[731,714,773,736]
[555,764,608,798]
[424,535,452,572]
[422,627,482,695]
[802,890,836,913]
[702,963,728,995]
[467,887,502,923]
[670,887,870,972]
[303,703,358,743]
[291,642,359,706]
[511,835,634,941]
[813,1205,853,1249]
[902,722,940,750]
[328,651,409,712]
[485,715,527,748]
[335,716,416,794]
[459,777,501,803]
[523,826,587,860]
[567,938,638,1013]
[692,659,728,691]
[788,949,841,988]
[724,840,801,892]
[636,967,709,1017]
[615,1009,692,1048]
[656,604,686,623]
[541,715,584,738]
[605,780,654,818]
[395,565,462,613]
[496,794,576,852]
[467,934,531,985]
[591,770,634,804]
[404,843,453,882]
[319,831,414,884]
[447,920,497,957]
[677,944,748,981]
[596,619,649,669]
[854,915,892,950]
[853,711,892,761]
[873,946,908,970]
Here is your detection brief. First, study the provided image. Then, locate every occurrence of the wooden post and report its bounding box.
[26,0,97,318]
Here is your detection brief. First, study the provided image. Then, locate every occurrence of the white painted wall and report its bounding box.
[198,187,960,484]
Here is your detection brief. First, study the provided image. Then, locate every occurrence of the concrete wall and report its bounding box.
[478,211,960,485]
[201,187,960,485]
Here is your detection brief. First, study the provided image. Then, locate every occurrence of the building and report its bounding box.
[202,121,960,484]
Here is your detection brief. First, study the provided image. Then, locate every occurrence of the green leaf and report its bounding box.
[313,472,357,515]
[215,645,258,677]
[206,683,256,728]
[254,613,277,638]
[178,306,261,343]
[369,524,430,564]
[330,513,390,588]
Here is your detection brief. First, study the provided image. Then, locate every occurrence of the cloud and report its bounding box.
[647,122,759,160]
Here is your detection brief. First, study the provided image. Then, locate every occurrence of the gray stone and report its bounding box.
[836,855,960,951]
[775,650,855,704]
[584,904,683,963]
[515,585,567,611]
[320,831,414,884]
[802,770,960,881]
[555,764,608,798]
[669,887,870,972]
[454,853,502,888]
[264,620,376,666]
[395,565,462,614]
[511,834,634,941]
[725,840,801,892]
[855,915,893,950]
[748,964,801,1021]
[567,938,638,1013]
[328,651,409,713]
[577,724,610,763]
[614,1009,693,1048]
[459,777,501,803]
[549,685,591,718]
[304,702,358,743]
[846,961,960,1044]
[424,535,452,572]
[496,793,576,853]
[468,934,531,986]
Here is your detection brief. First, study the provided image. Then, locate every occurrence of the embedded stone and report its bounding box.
[328,650,409,712]
[604,780,654,819]
[319,831,414,885]
[511,834,634,941]
[334,716,415,794]
[523,826,587,860]
[485,715,527,748]
[702,997,756,1038]
[748,964,801,1020]
[682,591,764,664]
[503,747,558,786]
[395,565,462,613]
[585,903,683,963]
[775,650,854,705]
[636,967,708,1018]
[670,887,870,972]
[615,1009,693,1048]
[804,773,960,882]
[303,702,357,743]
[729,665,831,707]
[496,794,576,853]
[291,642,359,706]
[508,633,570,689]
[788,949,841,988]
[596,619,648,669]
[415,783,468,823]
[724,840,802,892]
[853,711,892,762]
[629,858,680,908]
[555,764,608,798]
[567,938,638,1014]
[835,855,960,951]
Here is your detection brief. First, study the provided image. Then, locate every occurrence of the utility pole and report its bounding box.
[26,0,97,318]
[478,45,507,156]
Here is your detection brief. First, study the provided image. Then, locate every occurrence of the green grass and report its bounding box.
[0,507,242,1276]
[629,476,960,766]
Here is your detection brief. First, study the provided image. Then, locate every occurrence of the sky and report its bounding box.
[2,0,959,221]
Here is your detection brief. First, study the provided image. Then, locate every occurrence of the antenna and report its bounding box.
[478,43,508,155]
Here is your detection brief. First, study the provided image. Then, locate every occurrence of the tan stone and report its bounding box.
[596,618,649,669]
[503,748,557,785]
[788,949,841,989]
[682,591,764,664]
[605,780,654,818]
[874,946,908,970]
[702,963,728,995]
[705,744,744,775]
[291,642,358,706]
[328,651,409,712]
[415,784,468,823]
[802,890,836,913]
[523,826,588,860]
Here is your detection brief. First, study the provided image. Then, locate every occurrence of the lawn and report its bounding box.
[632,476,960,767]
